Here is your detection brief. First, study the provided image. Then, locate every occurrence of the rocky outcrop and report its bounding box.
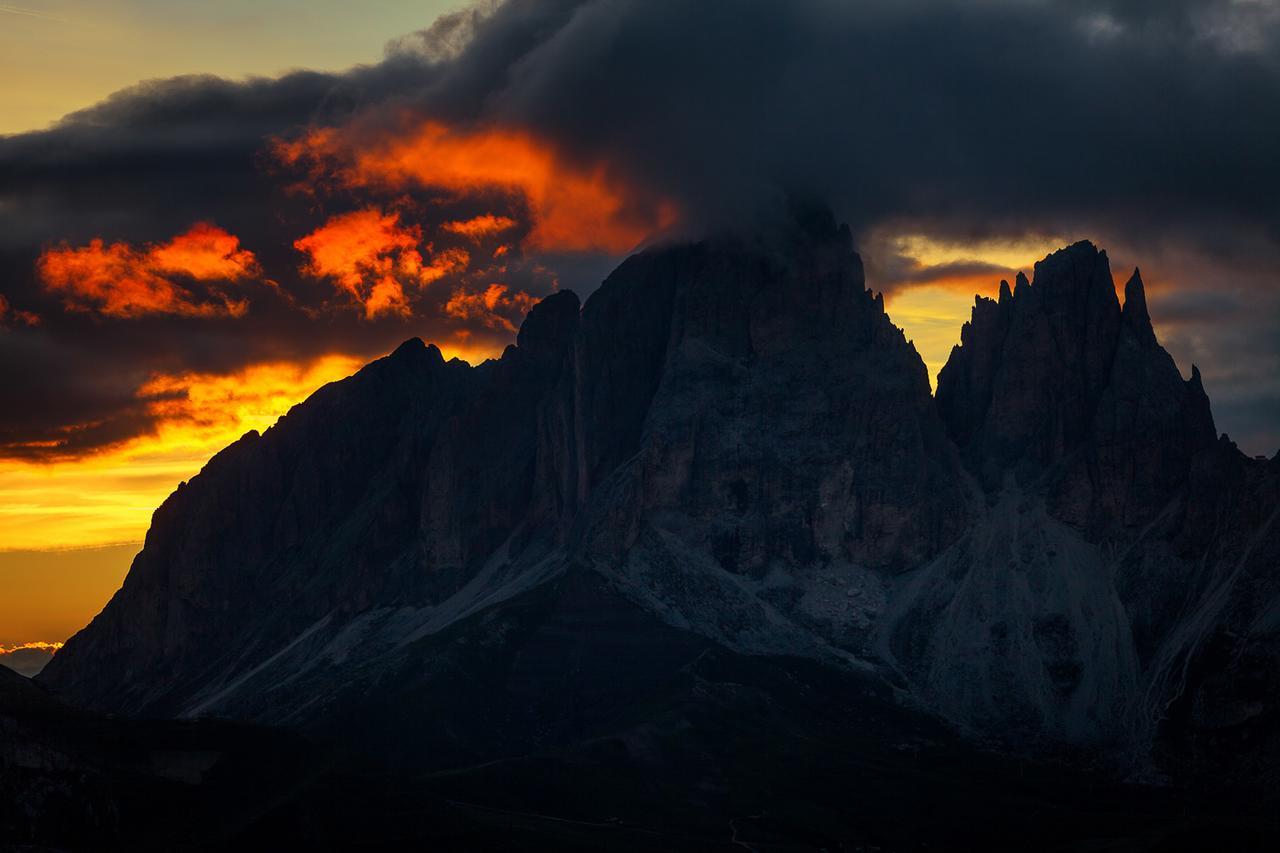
[38,223,1279,794]
[936,242,1216,520]
[886,241,1279,778]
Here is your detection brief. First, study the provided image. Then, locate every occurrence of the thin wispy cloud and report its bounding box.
[0,4,68,23]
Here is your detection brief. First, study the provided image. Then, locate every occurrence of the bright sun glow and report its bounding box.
[0,345,503,645]
[0,354,365,552]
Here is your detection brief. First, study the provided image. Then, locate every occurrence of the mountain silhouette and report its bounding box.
[25,211,1280,848]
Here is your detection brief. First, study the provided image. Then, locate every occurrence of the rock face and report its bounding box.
[39,223,1279,794]
[888,242,1279,782]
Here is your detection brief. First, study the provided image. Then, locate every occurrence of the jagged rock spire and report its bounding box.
[1121,267,1158,347]
[1013,270,1030,296]
[934,240,1224,536]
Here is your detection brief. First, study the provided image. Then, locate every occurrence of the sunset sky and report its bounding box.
[2,0,1279,654]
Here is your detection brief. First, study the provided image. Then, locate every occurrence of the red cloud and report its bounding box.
[0,294,40,327]
[442,214,518,241]
[37,223,257,318]
[444,283,538,333]
[293,207,471,319]
[273,119,678,254]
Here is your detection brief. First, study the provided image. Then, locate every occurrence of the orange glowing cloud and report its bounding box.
[418,247,472,284]
[294,207,470,318]
[444,283,538,333]
[0,642,64,677]
[37,223,257,318]
[442,214,518,241]
[135,355,366,443]
[274,120,677,254]
[1,641,63,653]
[147,223,258,280]
[0,293,39,327]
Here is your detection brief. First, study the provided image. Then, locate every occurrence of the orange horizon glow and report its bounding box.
[0,544,141,648]
[273,119,679,254]
[0,641,63,654]
[0,354,362,553]
[37,223,258,318]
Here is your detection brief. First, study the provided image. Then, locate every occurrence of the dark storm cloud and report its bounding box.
[543,0,1276,242]
[1,0,1278,456]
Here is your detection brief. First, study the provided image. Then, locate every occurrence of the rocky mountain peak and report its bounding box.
[515,289,580,357]
[390,335,426,356]
[34,226,1280,805]
[934,236,1226,539]
[1121,267,1158,347]
[937,241,1117,480]
[1189,362,1206,394]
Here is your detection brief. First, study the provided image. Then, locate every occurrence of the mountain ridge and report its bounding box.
[37,215,1280,797]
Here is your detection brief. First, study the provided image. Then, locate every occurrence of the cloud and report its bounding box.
[134,355,367,450]
[383,1,504,64]
[0,642,61,678]
[293,207,477,318]
[444,282,538,332]
[0,293,39,327]
[37,223,257,318]
[295,208,427,318]
[442,214,518,241]
[0,0,1277,461]
[272,119,677,253]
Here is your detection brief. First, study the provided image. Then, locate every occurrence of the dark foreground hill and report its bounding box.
[17,210,1280,849]
[5,646,1277,850]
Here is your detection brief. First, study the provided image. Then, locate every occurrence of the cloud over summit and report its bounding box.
[0,0,1278,458]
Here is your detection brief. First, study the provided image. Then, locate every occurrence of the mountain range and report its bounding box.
[15,209,1279,849]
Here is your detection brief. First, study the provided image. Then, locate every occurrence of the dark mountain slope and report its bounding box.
[39,292,581,717]
[35,219,1280,821]
[41,211,964,724]
[886,241,1280,780]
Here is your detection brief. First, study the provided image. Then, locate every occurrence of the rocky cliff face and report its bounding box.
[887,242,1278,781]
[39,223,1279,792]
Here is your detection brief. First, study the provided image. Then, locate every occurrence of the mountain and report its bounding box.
[896,244,1280,784]
[33,213,1280,844]
[40,212,966,727]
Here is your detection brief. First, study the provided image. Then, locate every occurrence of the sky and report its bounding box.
[0,1,459,134]
[1,0,1279,652]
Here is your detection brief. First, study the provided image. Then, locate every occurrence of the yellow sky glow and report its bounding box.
[881,233,1068,387]
[0,1,459,134]
[0,342,501,645]
[0,353,365,551]
[890,233,1067,272]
